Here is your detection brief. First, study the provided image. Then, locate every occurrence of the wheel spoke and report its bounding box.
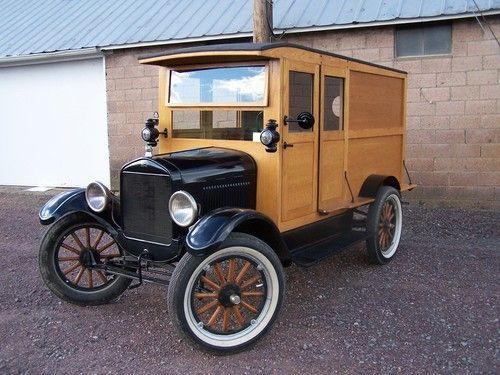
[87,269,93,288]
[74,267,85,285]
[61,243,80,255]
[194,292,218,299]
[196,299,219,315]
[70,233,85,250]
[63,262,81,275]
[222,308,231,331]
[235,261,251,284]
[200,275,220,291]
[241,291,265,297]
[227,259,236,282]
[213,262,226,285]
[93,230,104,249]
[85,228,91,248]
[207,306,223,327]
[58,256,80,262]
[232,306,245,327]
[240,274,261,290]
[97,240,116,253]
[96,270,108,283]
[384,231,390,248]
[240,300,258,314]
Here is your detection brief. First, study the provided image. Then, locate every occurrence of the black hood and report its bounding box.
[152,147,257,184]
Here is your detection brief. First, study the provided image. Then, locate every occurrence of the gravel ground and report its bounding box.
[0,187,498,374]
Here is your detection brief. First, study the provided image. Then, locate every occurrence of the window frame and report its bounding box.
[166,62,269,108]
[394,23,452,59]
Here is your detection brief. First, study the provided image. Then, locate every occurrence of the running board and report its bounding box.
[290,230,370,267]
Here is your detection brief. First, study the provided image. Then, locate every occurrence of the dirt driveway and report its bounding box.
[0,187,498,374]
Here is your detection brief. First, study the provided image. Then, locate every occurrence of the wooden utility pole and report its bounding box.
[253,0,273,43]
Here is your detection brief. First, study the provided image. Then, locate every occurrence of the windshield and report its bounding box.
[168,66,267,105]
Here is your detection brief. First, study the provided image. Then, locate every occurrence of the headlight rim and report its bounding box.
[168,190,198,227]
[85,181,112,213]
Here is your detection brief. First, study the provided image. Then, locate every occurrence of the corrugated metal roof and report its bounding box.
[0,0,499,58]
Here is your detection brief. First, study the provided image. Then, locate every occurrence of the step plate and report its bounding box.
[290,230,370,267]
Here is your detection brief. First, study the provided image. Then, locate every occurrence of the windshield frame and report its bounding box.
[166,62,269,108]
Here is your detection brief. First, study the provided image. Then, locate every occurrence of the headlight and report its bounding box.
[85,181,112,213]
[169,191,198,227]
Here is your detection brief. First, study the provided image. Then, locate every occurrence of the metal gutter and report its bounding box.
[100,11,500,52]
[0,47,103,67]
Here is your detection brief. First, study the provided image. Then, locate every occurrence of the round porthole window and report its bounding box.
[331,96,342,117]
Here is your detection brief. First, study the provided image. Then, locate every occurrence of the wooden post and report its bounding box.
[253,0,273,43]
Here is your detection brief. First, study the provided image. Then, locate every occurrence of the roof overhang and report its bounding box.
[138,42,406,74]
[0,48,103,68]
[101,10,500,52]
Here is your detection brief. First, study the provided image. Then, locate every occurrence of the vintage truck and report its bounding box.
[38,42,415,353]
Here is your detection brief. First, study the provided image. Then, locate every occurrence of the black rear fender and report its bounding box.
[359,175,401,198]
[186,208,292,265]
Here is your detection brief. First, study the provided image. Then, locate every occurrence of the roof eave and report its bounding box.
[0,48,102,67]
[100,10,500,52]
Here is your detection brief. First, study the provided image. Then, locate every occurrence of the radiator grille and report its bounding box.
[121,172,172,244]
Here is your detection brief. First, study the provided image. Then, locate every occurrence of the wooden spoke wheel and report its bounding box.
[55,224,120,290]
[39,213,132,305]
[167,233,285,353]
[366,186,403,264]
[191,257,267,335]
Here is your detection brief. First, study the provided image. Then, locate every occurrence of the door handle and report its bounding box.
[283,142,294,149]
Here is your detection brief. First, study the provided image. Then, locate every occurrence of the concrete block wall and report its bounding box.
[105,17,499,207]
[105,46,164,187]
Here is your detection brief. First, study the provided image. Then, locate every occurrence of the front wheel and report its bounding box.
[39,213,132,305]
[167,232,285,354]
[366,186,403,264]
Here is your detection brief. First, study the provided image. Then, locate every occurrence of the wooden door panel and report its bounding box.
[318,66,348,212]
[281,60,319,223]
[282,142,315,221]
[318,139,344,209]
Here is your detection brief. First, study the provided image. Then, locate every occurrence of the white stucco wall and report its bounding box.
[0,57,110,187]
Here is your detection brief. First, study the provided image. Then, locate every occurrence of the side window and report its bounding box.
[323,76,344,131]
[395,24,451,57]
[289,71,313,133]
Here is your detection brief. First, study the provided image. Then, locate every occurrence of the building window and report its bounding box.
[395,24,451,57]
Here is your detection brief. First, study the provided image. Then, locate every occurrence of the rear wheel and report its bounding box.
[366,186,403,264]
[39,213,131,305]
[167,232,285,353]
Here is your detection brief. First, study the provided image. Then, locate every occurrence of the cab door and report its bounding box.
[318,66,346,213]
[281,60,320,222]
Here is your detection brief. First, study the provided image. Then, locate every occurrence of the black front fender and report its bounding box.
[186,208,291,264]
[39,189,119,235]
[39,189,88,225]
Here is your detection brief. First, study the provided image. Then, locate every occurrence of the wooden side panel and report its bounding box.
[318,139,344,209]
[349,71,404,131]
[282,142,316,221]
[347,135,403,196]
